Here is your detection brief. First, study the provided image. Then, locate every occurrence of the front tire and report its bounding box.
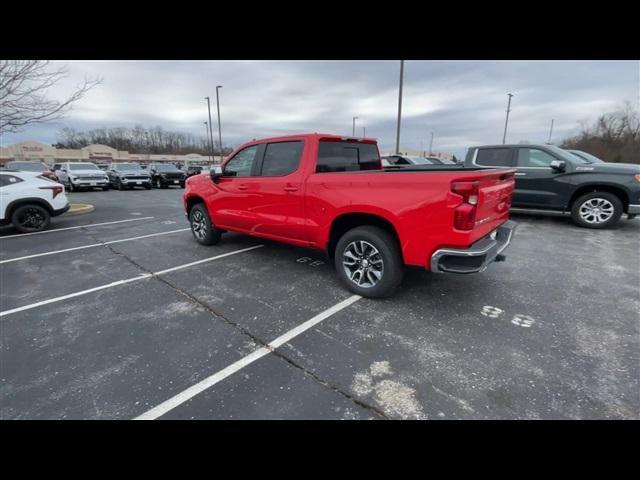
[67,180,74,192]
[11,204,51,233]
[334,226,404,298]
[571,192,623,229]
[189,204,221,245]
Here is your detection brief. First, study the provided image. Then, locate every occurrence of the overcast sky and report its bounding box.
[3,60,638,158]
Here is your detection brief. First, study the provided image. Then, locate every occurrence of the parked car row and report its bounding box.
[47,162,188,191]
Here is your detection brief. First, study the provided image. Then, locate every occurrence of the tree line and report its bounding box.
[54,125,232,156]
[560,101,639,164]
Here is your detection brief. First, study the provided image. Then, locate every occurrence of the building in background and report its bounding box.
[0,141,223,167]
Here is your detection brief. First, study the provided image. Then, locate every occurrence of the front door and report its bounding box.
[513,147,569,208]
[210,145,261,230]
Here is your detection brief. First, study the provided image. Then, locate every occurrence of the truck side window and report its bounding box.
[476,148,512,167]
[316,141,380,173]
[517,148,557,168]
[224,146,259,177]
[261,141,303,176]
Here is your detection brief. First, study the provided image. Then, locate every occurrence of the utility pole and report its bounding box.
[362,126,366,137]
[352,116,358,136]
[428,131,434,156]
[502,93,514,144]
[216,86,223,163]
[395,60,404,154]
[204,97,215,163]
[204,121,212,162]
[548,119,554,144]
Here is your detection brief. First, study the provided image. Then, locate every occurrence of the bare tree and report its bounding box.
[0,60,101,134]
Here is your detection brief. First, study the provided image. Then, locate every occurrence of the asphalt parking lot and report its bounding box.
[1,187,638,420]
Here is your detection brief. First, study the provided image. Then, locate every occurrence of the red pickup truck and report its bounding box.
[183,133,517,298]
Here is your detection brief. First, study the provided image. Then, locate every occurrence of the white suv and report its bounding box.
[0,171,70,233]
[53,162,110,191]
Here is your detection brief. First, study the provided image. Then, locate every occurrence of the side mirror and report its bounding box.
[210,165,223,183]
[550,160,566,172]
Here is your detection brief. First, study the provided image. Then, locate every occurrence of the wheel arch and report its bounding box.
[185,195,206,215]
[569,184,630,212]
[6,198,54,219]
[327,212,402,260]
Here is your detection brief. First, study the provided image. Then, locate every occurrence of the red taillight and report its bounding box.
[39,185,63,198]
[452,180,479,230]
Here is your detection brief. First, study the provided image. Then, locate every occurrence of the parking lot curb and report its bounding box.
[66,203,95,215]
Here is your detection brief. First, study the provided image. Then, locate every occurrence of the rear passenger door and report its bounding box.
[250,140,306,241]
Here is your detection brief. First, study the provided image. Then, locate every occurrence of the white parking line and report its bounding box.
[134,294,362,420]
[0,217,155,239]
[0,244,263,318]
[0,228,190,264]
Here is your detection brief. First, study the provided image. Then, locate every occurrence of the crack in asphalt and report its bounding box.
[83,227,388,419]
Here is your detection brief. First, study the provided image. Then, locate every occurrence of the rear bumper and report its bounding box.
[430,220,517,274]
[52,203,70,217]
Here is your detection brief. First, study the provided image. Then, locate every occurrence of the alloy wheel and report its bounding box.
[579,198,614,224]
[191,210,207,240]
[342,240,384,288]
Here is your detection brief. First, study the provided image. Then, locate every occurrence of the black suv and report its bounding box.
[186,165,204,177]
[147,163,186,188]
[465,144,640,228]
[107,163,152,190]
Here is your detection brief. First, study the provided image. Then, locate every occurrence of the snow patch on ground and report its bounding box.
[351,360,427,420]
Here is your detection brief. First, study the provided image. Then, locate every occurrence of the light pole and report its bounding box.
[216,85,223,163]
[362,126,366,137]
[548,119,554,144]
[204,121,212,162]
[395,60,404,154]
[204,97,215,162]
[428,131,434,156]
[502,93,514,144]
[352,116,358,136]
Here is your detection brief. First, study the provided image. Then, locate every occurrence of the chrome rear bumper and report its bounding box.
[430,220,517,274]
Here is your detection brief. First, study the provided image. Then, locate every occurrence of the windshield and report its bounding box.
[68,163,100,170]
[567,150,605,164]
[154,164,181,172]
[545,145,589,164]
[429,157,456,165]
[7,162,46,171]
[406,156,435,165]
[114,163,143,171]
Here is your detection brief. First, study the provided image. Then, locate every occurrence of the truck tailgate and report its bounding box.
[470,169,515,242]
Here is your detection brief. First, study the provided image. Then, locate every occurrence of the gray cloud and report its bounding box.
[2,60,638,158]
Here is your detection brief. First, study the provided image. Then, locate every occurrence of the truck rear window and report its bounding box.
[476,148,513,167]
[316,141,380,173]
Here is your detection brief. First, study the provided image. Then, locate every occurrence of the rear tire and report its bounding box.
[11,204,51,233]
[189,203,221,245]
[334,226,404,298]
[571,192,623,229]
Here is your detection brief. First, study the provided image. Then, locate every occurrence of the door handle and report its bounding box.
[283,186,298,192]
[515,172,527,176]
[237,184,248,190]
